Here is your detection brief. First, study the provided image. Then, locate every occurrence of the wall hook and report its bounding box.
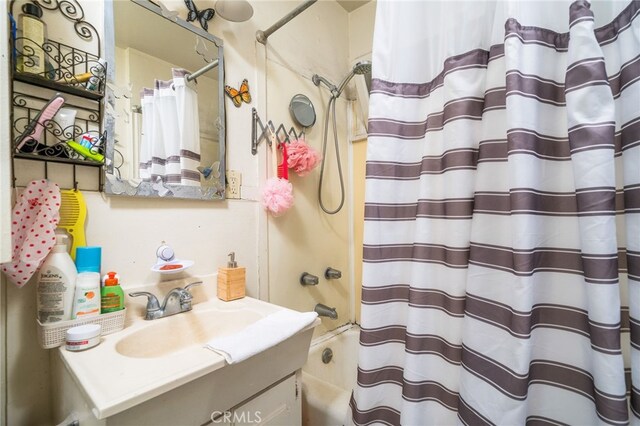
[251,108,301,155]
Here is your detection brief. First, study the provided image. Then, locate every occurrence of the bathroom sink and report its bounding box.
[54,280,320,420]
[115,308,264,358]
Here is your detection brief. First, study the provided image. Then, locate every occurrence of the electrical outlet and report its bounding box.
[226,170,241,199]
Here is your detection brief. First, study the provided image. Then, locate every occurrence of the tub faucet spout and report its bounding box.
[314,303,338,319]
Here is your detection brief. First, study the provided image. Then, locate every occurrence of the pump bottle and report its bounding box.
[217,252,246,301]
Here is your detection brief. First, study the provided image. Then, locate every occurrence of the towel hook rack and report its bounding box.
[251,108,302,155]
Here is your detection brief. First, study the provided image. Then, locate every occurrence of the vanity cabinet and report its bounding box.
[50,292,317,426]
[211,374,301,426]
[52,352,302,426]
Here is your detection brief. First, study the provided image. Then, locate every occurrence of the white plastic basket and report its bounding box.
[37,308,126,349]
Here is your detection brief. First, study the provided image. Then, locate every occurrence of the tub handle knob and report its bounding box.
[300,272,319,286]
[325,267,342,279]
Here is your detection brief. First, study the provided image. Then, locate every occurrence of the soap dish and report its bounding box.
[151,259,194,274]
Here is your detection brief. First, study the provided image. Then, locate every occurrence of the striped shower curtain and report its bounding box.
[351,1,639,425]
[138,68,201,186]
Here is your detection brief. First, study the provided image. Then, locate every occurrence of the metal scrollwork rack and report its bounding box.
[9,0,106,190]
[251,108,303,155]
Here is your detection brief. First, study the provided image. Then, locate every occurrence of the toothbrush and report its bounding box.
[15,94,65,150]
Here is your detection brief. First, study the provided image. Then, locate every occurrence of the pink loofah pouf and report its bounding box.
[261,177,294,216]
[287,138,321,177]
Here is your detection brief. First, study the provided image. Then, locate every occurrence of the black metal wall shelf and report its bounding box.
[9,0,105,191]
[14,153,104,167]
[14,72,105,101]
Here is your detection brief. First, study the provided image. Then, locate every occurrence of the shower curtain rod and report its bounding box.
[186,59,220,82]
[256,0,317,44]
[131,58,220,113]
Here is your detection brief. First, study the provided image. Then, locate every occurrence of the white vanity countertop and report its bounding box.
[57,282,319,419]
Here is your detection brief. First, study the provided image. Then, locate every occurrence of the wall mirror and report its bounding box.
[104,0,225,200]
[289,94,316,128]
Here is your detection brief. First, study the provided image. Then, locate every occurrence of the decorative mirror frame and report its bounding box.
[102,0,226,200]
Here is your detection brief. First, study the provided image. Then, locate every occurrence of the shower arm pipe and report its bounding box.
[256,0,317,45]
[186,59,220,82]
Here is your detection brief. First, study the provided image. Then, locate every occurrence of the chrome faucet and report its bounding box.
[129,281,202,320]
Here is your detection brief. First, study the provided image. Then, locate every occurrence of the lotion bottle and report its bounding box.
[217,252,246,301]
[37,234,77,323]
[72,272,101,318]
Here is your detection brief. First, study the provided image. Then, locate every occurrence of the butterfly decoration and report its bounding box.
[152,176,172,197]
[158,0,179,21]
[105,101,132,125]
[106,82,132,100]
[105,174,139,196]
[185,0,215,32]
[195,36,216,63]
[224,79,251,108]
[197,161,221,180]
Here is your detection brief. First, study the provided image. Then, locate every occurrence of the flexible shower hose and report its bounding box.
[318,95,345,215]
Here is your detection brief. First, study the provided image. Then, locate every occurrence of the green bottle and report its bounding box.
[101,271,124,313]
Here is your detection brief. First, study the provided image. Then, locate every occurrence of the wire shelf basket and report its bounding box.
[9,0,106,190]
[36,308,126,349]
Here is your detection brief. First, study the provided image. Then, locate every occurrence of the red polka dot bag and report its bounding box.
[1,180,61,287]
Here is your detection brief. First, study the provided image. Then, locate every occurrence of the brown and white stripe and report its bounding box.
[352,0,640,425]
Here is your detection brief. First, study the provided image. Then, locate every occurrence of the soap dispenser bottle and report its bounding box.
[217,252,246,301]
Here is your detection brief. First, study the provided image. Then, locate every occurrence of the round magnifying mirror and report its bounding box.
[289,94,316,128]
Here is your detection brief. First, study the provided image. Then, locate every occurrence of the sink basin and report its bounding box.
[55,288,320,420]
[115,308,264,358]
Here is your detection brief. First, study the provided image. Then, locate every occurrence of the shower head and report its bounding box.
[352,60,372,75]
[313,60,372,99]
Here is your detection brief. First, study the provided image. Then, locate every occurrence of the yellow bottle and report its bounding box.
[217,252,246,301]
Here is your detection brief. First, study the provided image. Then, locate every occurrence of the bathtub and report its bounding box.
[302,324,360,426]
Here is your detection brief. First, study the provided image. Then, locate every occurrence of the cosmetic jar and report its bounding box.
[65,323,101,351]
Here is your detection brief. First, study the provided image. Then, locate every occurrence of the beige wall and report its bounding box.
[3,0,376,424]
[352,138,367,324]
[263,0,352,336]
[349,0,376,63]
[263,0,377,336]
[266,59,352,336]
[349,1,375,324]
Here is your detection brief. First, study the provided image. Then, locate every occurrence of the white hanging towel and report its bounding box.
[205,310,318,364]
